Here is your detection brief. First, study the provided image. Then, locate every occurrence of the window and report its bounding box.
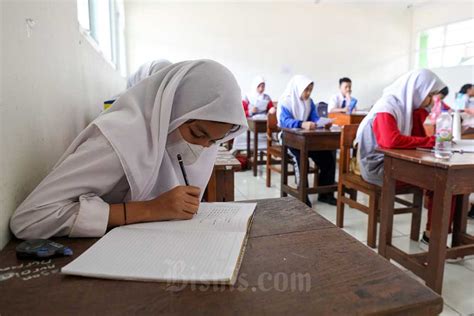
[415,18,474,68]
[77,0,127,76]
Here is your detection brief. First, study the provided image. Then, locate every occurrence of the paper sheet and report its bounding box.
[61,203,256,284]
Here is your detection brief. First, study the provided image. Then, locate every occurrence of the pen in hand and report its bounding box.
[177,154,189,186]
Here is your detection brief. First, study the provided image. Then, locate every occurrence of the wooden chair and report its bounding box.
[265,111,318,188]
[336,124,423,248]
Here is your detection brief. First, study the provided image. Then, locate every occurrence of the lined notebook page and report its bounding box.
[125,202,256,233]
[61,203,256,284]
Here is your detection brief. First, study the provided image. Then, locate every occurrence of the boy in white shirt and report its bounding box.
[328,77,357,113]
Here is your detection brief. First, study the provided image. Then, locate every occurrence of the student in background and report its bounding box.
[355,69,457,245]
[242,76,275,117]
[10,60,248,240]
[277,75,336,206]
[232,76,275,153]
[104,59,172,110]
[459,84,474,110]
[328,77,358,113]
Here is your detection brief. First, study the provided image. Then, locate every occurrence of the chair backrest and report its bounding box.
[339,124,359,175]
[316,102,328,118]
[266,111,280,146]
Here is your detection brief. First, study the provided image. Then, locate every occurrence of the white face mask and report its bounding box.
[166,128,205,165]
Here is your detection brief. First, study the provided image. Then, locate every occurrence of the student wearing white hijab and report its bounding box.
[104,59,173,110]
[355,69,454,245]
[127,59,173,89]
[232,76,275,152]
[243,76,275,117]
[277,75,336,206]
[10,60,248,239]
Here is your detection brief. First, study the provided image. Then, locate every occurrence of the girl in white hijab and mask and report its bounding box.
[277,75,336,207]
[10,60,248,240]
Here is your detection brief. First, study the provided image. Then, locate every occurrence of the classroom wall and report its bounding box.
[411,2,474,106]
[124,2,413,109]
[0,0,126,249]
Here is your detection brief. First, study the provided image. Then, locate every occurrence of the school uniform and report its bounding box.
[356,69,455,235]
[328,92,358,113]
[277,75,336,206]
[232,76,274,151]
[10,60,248,240]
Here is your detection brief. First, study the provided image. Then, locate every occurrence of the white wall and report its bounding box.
[0,0,126,249]
[411,2,474,105]
[125,2,413,109]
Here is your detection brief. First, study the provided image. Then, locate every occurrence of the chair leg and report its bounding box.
[336,182,345,228]
[266,152,272,188]
[367,193,379,248]
[410,189,423,241]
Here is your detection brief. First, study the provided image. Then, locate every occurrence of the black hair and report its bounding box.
[439,86,449,97]
[339,77,352,86]
[459,84,473,94]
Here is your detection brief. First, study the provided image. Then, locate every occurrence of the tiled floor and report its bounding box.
[235,166,474,316]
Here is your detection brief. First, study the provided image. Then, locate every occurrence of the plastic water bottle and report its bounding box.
[434,109,453,159]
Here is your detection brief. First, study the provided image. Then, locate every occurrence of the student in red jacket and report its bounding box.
[356,69,455,245]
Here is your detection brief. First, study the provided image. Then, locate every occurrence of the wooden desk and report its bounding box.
[246,118,267,177]
[0,197,442,315]
[378,149,474,294]
[281,128,340,203]
[204,148,241,202]
[328,112,366,126]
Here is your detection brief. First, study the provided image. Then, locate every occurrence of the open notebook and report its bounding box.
[62,202,256,285]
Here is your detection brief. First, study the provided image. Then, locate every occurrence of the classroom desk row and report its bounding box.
[0,197,444,315]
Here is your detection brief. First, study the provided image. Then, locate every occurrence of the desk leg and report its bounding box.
[426,174,451,294]
[452,194,469,247]
[300,147,309,205]
[253,129,258,177]
[246,130,251,170]
[281,143,288,198]
[379,156,396,258]
[206,170,218,202]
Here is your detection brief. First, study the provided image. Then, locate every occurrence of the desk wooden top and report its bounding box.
[0,197,442,315]
[379,148,474,170]
[214,148,241,171]
[282,126,341,136]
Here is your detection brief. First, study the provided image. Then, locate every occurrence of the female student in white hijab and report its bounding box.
[231,76,276,152]
[104,59,173,110]
[277,75,336,207]
[10,60,248,240]
[355,69,459,245]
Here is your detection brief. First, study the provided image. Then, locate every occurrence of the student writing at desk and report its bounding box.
[9,60,248,239]
[277,75,337,206]
[328,77,358,113]
[355,69,458,246]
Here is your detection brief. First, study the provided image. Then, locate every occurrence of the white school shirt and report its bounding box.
[10,127,129,239]
[328,92,355,112]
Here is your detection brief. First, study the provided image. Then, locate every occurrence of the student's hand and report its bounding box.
[301,121,316,130]
[324,122,332,129]
[268,107,276,114]
[251,107,258,114]
[149,186,201,221]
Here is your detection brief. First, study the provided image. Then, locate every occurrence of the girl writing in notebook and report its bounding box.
[277,75,336,206]
[10,60,248,240]
[356,69,457,245]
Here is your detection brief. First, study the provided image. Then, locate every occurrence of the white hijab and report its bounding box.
[56,60,248,201]
[356,69,445,142]
[126,59,172,89]
[246,76,268,110]
[277,75,313,124]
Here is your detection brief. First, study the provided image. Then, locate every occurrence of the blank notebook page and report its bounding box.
[61,203,256,284]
